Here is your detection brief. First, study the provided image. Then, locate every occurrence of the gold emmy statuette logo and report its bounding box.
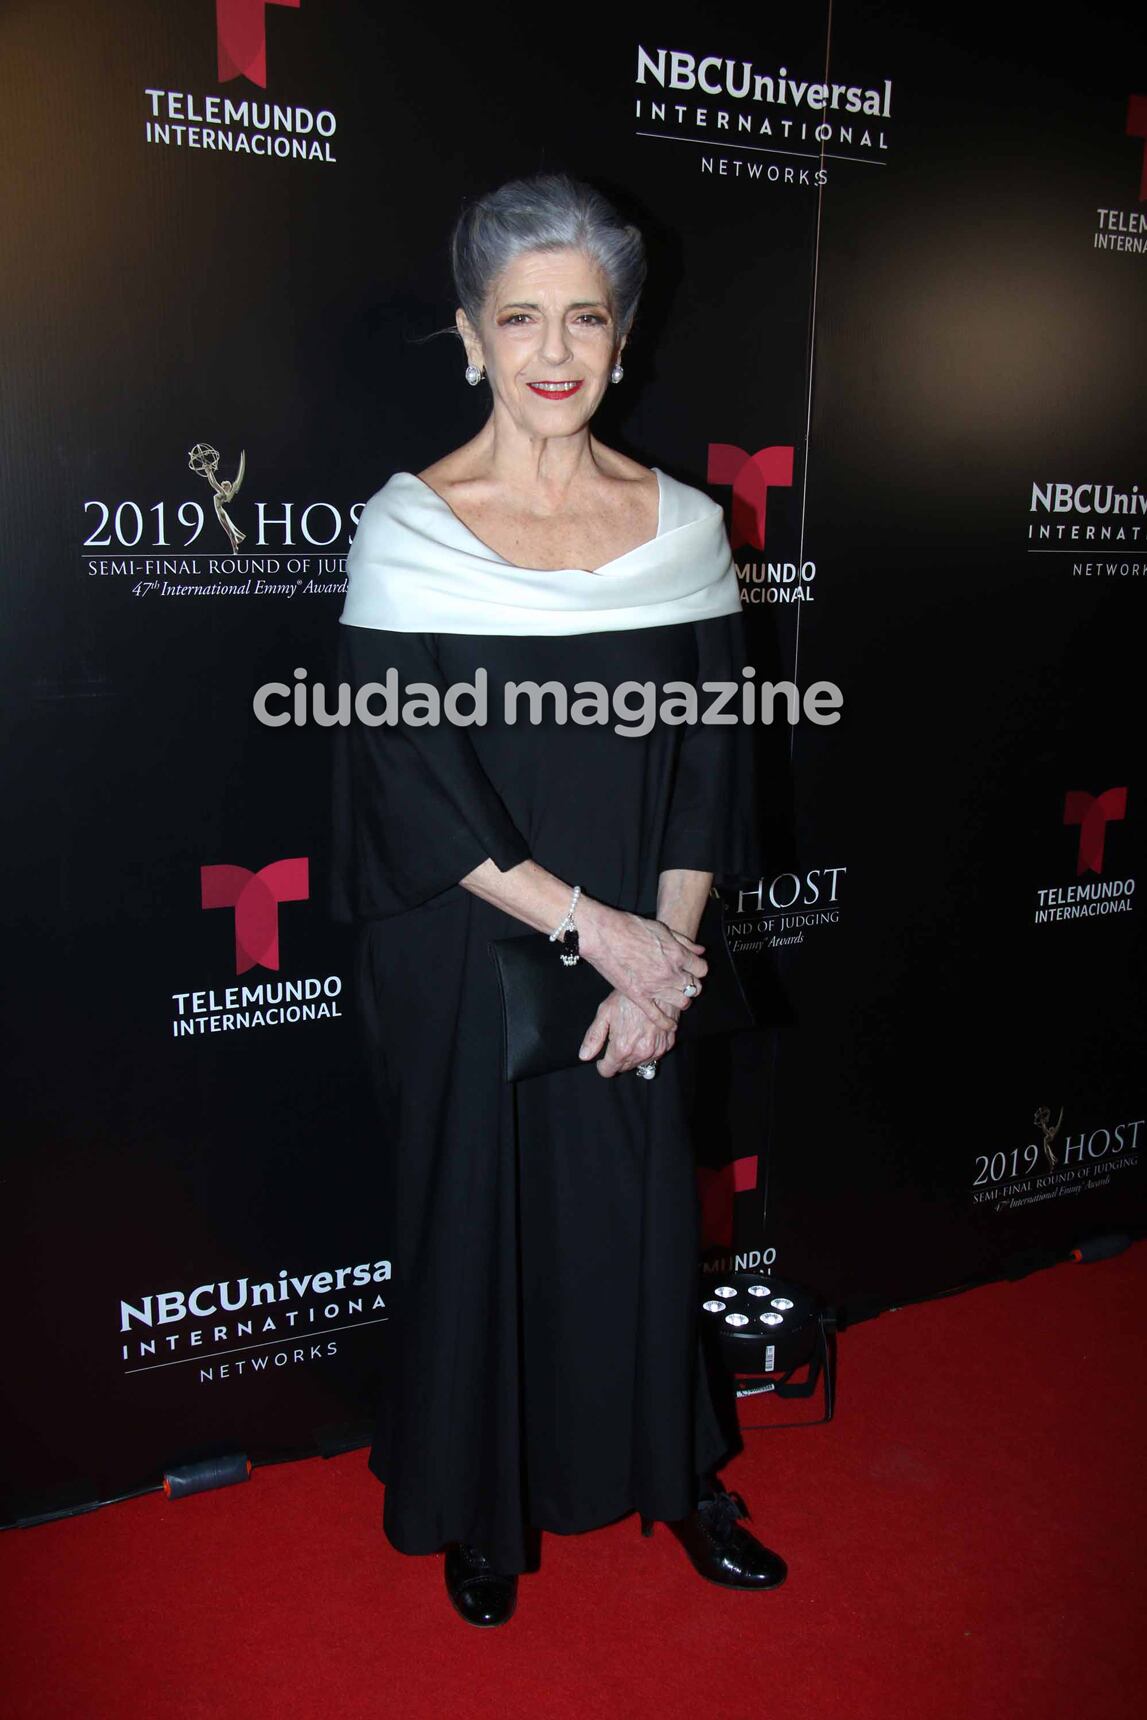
[1034,1103,1064,1169]
[189,442,246,553]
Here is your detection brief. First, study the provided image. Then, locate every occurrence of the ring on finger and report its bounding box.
[635,1060,658,1080]
[682,979,699,998]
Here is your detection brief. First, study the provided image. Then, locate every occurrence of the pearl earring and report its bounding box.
[465,363,484,386]
[610,363,624,385]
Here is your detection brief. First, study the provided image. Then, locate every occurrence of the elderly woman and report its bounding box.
[333,173,785,1626]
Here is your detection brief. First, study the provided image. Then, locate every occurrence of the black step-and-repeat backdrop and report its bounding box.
[2,3,1143,1523]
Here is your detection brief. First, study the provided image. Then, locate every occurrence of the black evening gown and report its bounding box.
[333,536,761,1577]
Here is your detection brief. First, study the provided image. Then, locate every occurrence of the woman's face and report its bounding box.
[457,246,624,440]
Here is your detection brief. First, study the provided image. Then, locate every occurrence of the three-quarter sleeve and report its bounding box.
[658,610,765,879]
[332,623,531,920]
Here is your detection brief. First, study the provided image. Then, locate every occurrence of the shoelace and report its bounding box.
[458,1543,495,1569]
[698,1488,750,1543]
[457,1543,518,1584]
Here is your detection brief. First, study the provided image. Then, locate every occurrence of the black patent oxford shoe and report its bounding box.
[444,1541,518,1626]
[640,1483,788,1591]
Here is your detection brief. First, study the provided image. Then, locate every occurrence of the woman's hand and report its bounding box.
[579,989,679,1077]
[576,902,707,1032]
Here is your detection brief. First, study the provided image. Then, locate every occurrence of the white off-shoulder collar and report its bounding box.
[339,467,741,636]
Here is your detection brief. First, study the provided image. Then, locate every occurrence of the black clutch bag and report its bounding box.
[488,893,756,1082]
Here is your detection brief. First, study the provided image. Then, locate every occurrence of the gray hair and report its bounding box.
[451,173,647,338]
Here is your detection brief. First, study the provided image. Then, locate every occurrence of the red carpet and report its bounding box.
[3,1247,1143,1720]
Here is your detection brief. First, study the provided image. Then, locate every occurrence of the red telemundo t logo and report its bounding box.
[1063,788,1126,876]
[201,858,309,972]
[215,0,300,88]
[1127,95,1147,200]
[707,445,795,551]
[698,1155,759,1250]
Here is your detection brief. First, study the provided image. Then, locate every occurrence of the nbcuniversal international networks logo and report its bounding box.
[144,0,339,166]
[1033,787,1135,926]
[170,856,344,1037]
[707,442,818,606]
[1025,474,1145,581]
[118,1249,392,1383]
[632,44,894,191]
